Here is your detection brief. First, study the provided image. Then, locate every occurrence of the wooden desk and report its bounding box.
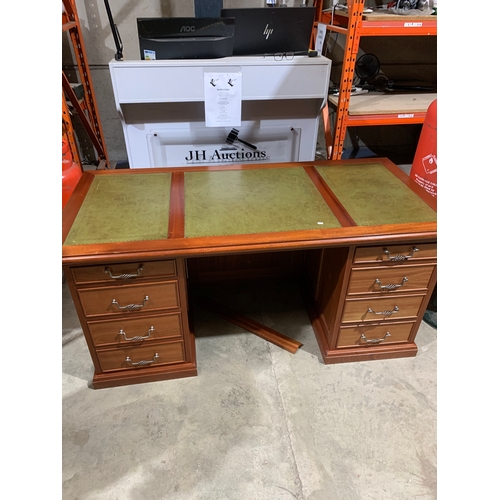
[62,159,437,389]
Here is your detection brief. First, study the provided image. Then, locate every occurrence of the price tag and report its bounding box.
[315,23,327,54]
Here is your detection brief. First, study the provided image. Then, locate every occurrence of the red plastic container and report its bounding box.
[62,138,82,209]
[410,99,437,197]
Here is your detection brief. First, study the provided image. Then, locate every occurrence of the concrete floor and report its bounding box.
[62,275,437,500]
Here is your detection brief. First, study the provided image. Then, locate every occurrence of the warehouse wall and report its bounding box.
[63,0,308,165]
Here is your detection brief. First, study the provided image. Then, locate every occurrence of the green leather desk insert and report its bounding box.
[64,173,171,245]
[63,161,436,249]
[315,163,437,226]
[184,167,342,238]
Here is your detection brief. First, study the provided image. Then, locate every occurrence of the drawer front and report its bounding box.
[78,281,180,318]
[88,313,183,347]
[337,322,414,348]
[72,260,177,284]
[354,243,436,264]
[97,341,186,372]
[347,264,435,296]
[341,295,424,323]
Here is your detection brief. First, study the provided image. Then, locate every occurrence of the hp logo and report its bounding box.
[263,24,273,39]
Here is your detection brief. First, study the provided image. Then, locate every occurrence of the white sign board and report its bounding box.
[147,126,301,167]
[204,72,242,127]
[315,23,327,54]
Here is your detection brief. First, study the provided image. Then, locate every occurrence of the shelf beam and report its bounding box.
[62,0,109,169]
[314,0,437,160]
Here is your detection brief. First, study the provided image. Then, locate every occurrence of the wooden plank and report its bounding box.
[329,92,436,115]
[197,298,303,354]
[334,9,436,22]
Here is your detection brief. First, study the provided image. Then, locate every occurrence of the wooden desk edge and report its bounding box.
[63,159,437,265]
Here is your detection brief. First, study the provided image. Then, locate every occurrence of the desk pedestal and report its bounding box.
[307,244,436,364]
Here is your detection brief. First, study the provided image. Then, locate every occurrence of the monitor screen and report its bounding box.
[137,17,235,60]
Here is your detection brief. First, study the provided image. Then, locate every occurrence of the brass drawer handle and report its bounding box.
[111,296,149,311]
[360,332,391,344]
[125,352,159,366]
[119,326,154,342]
[104,265,144,279]
[367,306,399,316]
[383,247,419,262]
[374,277,408,290]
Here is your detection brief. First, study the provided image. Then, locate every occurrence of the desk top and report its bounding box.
[62,159,436,265]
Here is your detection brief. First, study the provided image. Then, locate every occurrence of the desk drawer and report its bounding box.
[88,312,183,347]
[341,295,424,323]
[97,341,186,372]
[78,281,180,318]
[337,322,414,348]
[354,243,436,264]
[347,264,435,296]
[72,260,177,284]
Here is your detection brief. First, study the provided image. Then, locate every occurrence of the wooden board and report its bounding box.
[332,9,436,22]
[328,93,437,115]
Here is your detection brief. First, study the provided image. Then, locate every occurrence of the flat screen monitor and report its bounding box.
[137,17,235,60]
[220,7,315,56]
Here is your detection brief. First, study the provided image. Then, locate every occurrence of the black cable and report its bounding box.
[103,0,123,60]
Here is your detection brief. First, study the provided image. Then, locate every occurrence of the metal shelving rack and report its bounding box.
[62,0,109,169]
[313,0,437,160]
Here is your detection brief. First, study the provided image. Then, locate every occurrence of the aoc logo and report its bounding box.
[180,25,196,33]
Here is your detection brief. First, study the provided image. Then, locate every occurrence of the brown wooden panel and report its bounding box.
[187,251,305,283]
[353,243,436,264]
[303,166,356,227]
[341,294,424,323]
[97,341,186,372]
[313,246,352,346]
[72,259,177,284]
[168,171,185,239]
[337,322,414,348]
[63,222,437,265]
[347,264,435,295]
[92,362,197,389]
[78,281,180,317]
[88,312,183,347]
